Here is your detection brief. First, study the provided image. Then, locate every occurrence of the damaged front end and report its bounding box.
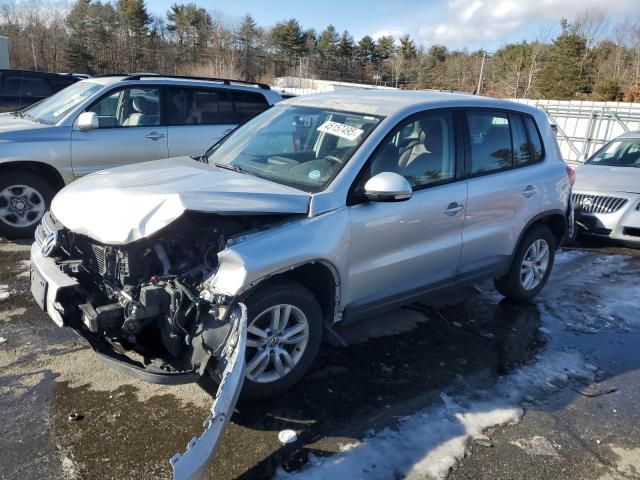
[32,211,253,383]
[29,210,280,478]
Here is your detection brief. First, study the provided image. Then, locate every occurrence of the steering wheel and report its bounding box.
[324,155,342,166]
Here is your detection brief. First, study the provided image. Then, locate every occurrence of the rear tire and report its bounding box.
[494,225,556,302]
[0,170,56,240]
[238,279,324,400]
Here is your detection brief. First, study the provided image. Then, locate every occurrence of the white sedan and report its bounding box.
[573,131,640,246]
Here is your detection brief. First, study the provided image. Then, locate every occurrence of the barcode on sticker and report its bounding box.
[317,121,364,141]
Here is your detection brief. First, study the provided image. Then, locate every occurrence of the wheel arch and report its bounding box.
[244,260,341,326]
[515,210,567,256]
[0,161,66,192]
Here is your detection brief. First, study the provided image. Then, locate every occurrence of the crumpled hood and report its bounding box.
[51,157,310,245]
[574,164,640,195]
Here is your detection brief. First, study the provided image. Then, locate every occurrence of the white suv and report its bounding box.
[0,74,282,238]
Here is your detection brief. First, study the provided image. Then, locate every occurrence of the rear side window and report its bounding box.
[167,87,235,125]
[20,76,52,96]
[467,111,513,174]
[231,90,269,123]
[524,117,543,162]
[510,114,532,165]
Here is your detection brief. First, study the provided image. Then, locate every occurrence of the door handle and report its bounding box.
[145,131,165,141]
[444,202,465,216]
[523,185,538,198]
[221,128,233,136]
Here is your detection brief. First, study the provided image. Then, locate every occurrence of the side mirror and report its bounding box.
[76,111,98,130]
[577,153,588,163]
[363,172,412,202]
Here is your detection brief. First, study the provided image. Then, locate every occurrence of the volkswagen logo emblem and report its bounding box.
[582,197,593,208]
[41,231,59,257]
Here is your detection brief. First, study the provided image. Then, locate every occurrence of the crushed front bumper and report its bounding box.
[30,242,249,479]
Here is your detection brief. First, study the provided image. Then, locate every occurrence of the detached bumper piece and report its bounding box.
[170,304,247,480]
[77,328,201,385]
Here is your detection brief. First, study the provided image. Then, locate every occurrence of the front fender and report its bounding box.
[207,208,350,306]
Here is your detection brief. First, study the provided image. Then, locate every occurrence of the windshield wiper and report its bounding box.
[212,162,248,175]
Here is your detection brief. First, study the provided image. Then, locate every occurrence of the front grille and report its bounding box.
[34,211,59,247]
[572,193,628,214]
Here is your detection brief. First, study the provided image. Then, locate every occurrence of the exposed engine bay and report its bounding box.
[36,210,289,382]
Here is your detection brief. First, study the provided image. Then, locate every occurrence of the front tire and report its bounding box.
[239,279,324,400]
[494,225,556,302]
[0,171,56,239]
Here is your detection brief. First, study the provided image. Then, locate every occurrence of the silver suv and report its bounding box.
[0,74,282,238]
[30,90,573,402]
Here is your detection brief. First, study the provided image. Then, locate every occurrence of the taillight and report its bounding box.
[565,164,576,186]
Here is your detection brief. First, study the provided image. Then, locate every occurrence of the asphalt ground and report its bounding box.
[1,237,639,479]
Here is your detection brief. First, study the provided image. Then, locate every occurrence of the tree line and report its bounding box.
[1,0,640,101]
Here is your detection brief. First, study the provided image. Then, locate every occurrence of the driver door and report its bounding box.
[70,86,168,177]
[345,110,467,314]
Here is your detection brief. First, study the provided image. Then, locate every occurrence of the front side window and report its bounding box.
[467,111,513,174]
[205,105,381,193]
[19,81,103,125]
[368,110,456,189]
[88,87,160,128]
[167,87,234,125]
[587,138,640,167]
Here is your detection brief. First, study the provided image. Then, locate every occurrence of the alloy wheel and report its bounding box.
[520,239,550,290]
[245,304,310,383]
[0,185,46,228]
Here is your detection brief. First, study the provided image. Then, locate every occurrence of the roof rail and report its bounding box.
[121,73,271,90]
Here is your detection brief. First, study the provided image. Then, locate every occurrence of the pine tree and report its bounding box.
[66,0,95,73]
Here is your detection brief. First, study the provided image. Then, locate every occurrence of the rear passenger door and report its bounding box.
[165,87,269,158]
[459,110,544,277]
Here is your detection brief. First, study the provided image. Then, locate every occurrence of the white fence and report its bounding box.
[513,99,640,163]
[271,76,396,97]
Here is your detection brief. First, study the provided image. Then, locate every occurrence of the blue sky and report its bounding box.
[145,0,638,51]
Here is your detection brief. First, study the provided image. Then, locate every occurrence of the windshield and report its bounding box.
[205,105,382,192]
[19,81,103,125]
[587,138,640,167]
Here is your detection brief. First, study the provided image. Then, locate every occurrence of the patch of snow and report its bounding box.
[16,259,31,278]
[61,455,79,480]
[277,350,592,480]
[278,430,298,445]
[511,436,560,457]
[0,284,12,301]
[553,249,589,265]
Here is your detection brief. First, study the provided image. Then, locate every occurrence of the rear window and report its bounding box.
[167,87,235,125]
[231,90,269,123]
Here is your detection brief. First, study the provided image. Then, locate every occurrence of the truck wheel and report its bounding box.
[239,279,323,400]
[0,171,55,239]
[494,225,556,302]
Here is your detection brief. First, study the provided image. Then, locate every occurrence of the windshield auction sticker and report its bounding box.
[317,121,364,141]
